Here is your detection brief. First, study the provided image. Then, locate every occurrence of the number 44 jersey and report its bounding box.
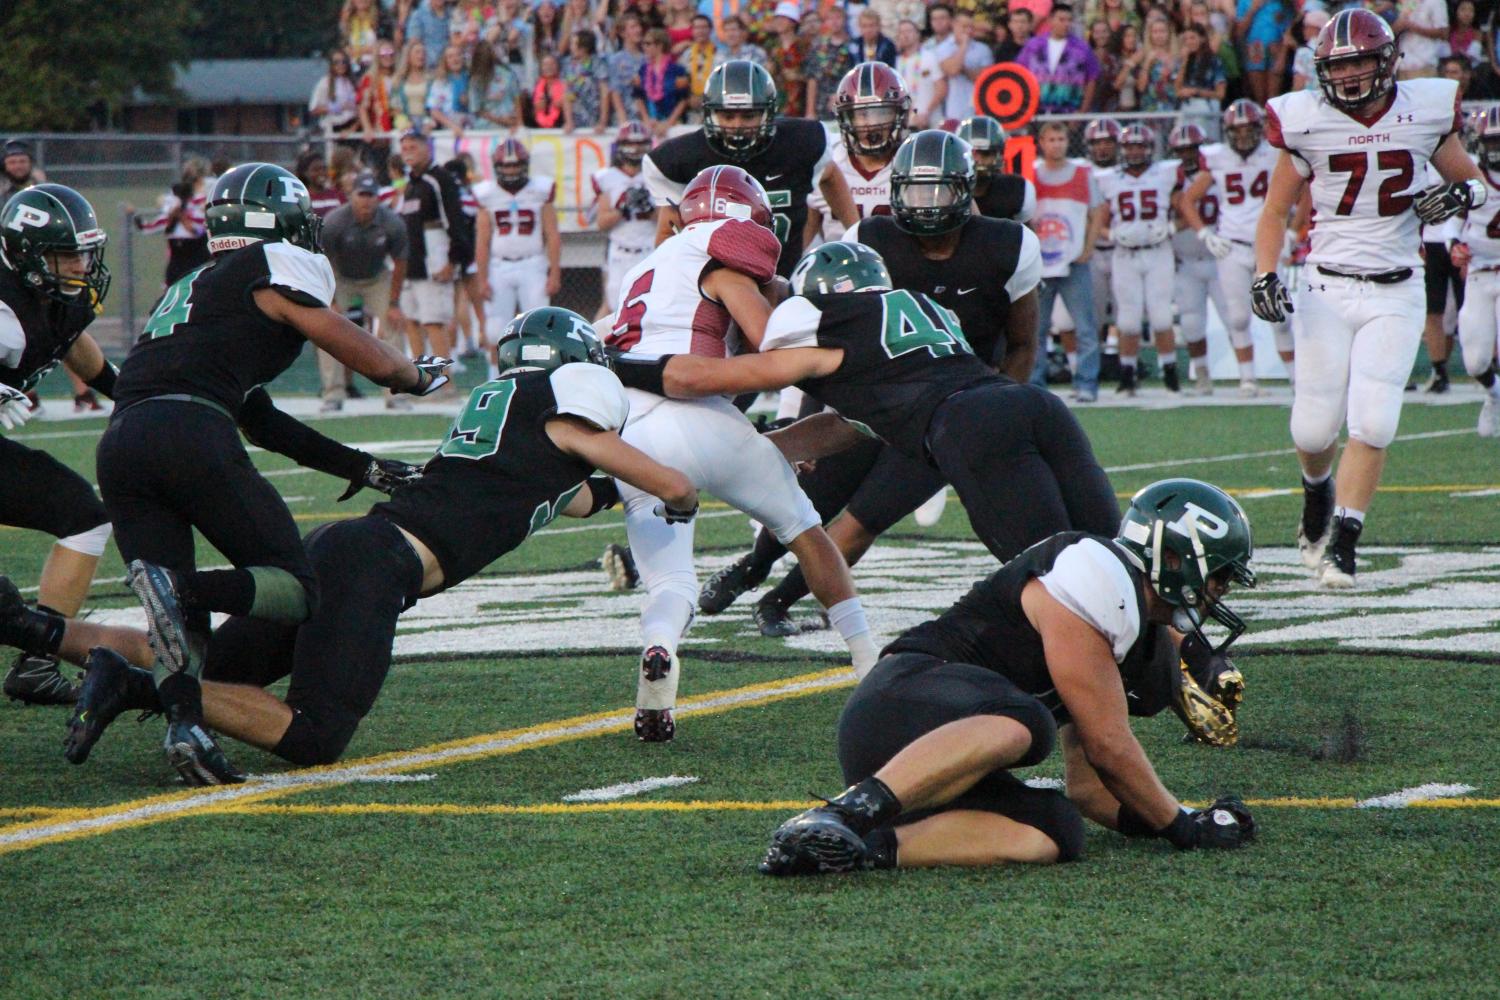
[760,289,1000,460]
[1267,77,1461,274]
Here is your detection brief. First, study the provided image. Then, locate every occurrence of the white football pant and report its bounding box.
[1174,256,1228,347]
[485,256,549,333]
[1459,269,1500,379]
[1111,243,1175,335]
[1218,243,1293,353]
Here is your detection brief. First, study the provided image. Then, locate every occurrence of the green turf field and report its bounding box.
[2,398,1498,998]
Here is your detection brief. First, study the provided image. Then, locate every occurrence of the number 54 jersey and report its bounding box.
[1267,78,1461,273]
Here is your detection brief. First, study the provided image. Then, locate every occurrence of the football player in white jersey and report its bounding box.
[1181,99,1295,397]
[1169,124,1229,396]
[1096,124,1180,395]
[1453,105,1500,438]
[1251,8,1484,588]
[592,123,658,319]
[474,139,562,380]
[804,62,907,249]
[603,165,876,742]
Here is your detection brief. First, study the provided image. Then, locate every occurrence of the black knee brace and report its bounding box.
[271,707,358,767]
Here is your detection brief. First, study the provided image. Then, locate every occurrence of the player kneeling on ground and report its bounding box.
[0,309,698,776]
[759,479,1256,875]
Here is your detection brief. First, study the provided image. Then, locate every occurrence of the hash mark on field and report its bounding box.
[247,772,437,786]
[1355,783,1478,809]
[563,776,700,802]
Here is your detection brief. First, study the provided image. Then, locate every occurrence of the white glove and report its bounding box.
[0,384,35,431]
[1198,227,1233,260]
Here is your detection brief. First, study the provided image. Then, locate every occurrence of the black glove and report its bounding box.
[403,355,453,397]
[338,458,424,501]
[1413,180,1479,225]
[1165,798,1255,850]
[653,499,698,524]
[621,185,656,220]
[1250,272,1293,323]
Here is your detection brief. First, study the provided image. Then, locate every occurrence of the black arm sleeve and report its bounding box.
[237,387,371,482]
[436,168,474,267]
[86,360,118,398]
[583,475,620,515]
[610,354,673,395]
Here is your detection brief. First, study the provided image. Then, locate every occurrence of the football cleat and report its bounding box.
[1317,516,1360,589]
[759,808,871,876]
[64,647,153,764]
[913,488,947,527]
[4,654,78,706]
[601,542,640,591]
[635,646,679,742]
[1194,368,1214,395]
[698,553,769,615]
[1478,393,1499,438]
[125,560,192,676]
[1424,371,1450,394]
[1238,379,1260,398]
[1298,477,1335,569]
[1116,367,1137,397]
[164,715,246,786]
[753,599,801,638]
[1162,365,1181,394]
[634,707,676,742]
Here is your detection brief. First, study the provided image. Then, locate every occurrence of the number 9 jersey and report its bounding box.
[1267,77,1461,274]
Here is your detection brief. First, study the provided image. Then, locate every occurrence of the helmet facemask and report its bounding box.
[1482,135,1500,171]
[1087,138,1118,168]
[705,106,775,159]
[892,178,970,235]
[1122,140,1153,171]
[1226,123,1263,157]
[1317,51,1393,112]
[838,103,906,159]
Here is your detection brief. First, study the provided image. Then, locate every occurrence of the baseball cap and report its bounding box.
[3,139,33,158]
[353,170,380,194]
[773,1,800,22]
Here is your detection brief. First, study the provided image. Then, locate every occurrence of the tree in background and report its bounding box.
[187,0,344,60]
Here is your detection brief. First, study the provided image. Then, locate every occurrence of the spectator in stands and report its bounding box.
[714,13,769,67]
[532,1,565,61]
[804,7,854,121]
[397,129,469,391]
[1393,0,1448,79]
[1016,3,1100,114]
[866,0,926,38]
[1086,0,1137,33]
[491,0,538,86]
[342,0,390,69]
[1174,23,1224,118]
[896,18,947,127]
[298,152,350,219]
[318,171,411,412]
[937,10,993,121]
[561,0,604,50]
[665,0,698,53]
[131,157,210,286]
[740,0,780,46]
[608,13,649,122]
[359,42,400,146]
[766,2,809,117]
[531,53,569,127]
[638,28,690,131]
[925,3,955,52]
[1451,1,1483,67]
[1136,15,1179,111]
[682,15,719,118]
[406,0,453,66]
[470,38,524,128]
[1187,0,1240,101]
[392,41,434,129]
[311,49,362,137]
[851,9,898,66]
[627,0,668,31]
[1232,0,1291,102]
[427,43,473,132]
[1288,7,1327,92]
[1111,23,1142,109]
[564,30,611,131]
[0,139,44,205]
[1089,20,1123,110]
[994,8,1032,61]
[1440,52,1474,97]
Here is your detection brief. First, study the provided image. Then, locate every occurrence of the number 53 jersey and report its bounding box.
[1267,78,1461,274]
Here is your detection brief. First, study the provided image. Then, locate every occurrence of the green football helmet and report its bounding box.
[496,306,609,374]
[790,241,892,296]
[955,116,1007,179]
[702,60,778,161]
[205,162,322,255]
[891,130,975,237]
[1115,478,1256,652]
[0,184,110,306]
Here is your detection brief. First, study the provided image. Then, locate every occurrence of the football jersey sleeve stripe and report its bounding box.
[264,242,337,308]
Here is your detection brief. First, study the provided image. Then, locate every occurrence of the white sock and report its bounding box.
[1283,359,1295,385]
[1066,351,1078,372]
[640,591,693,656]
[1238,360,1255,381]
[1334,506,1365,526]
[1302,469,1331,487]
[1121,357,1137,370]
[827,597,878,678]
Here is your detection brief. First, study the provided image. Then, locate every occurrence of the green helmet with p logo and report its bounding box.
[495,307,609,374]
[0,184,110,306]
[205,162,322,255]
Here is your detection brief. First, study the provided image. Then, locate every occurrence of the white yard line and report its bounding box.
[1355,783,1477,809]
[1102,428,1471,474]
[562,776,700,802]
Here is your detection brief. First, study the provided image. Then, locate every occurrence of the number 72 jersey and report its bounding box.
[1267,78,1462,273]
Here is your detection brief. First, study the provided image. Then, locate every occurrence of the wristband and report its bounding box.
[1117,804,1157,838]
[1163,807,1198,850]
[86,360,118,399]
[612,354,674,396]
[584,475,620,514]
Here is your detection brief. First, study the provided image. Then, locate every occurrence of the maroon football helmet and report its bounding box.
[1222,99,1265,156]
[1168,122,1209,175]
[1478,105,1500,171]
[1084,118,1123,168]
[834,62,912,159]
[492,138,530,192]
[614,122,653,166]
[1314,9,1397,112]
[678,165,773,229]
[1120,123,1156,170]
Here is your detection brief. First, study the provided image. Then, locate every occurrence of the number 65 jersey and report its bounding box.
[1267,78,1461,274]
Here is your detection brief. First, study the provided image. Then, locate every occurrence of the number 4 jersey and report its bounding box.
[1267,78,1461,273]
[1459,159,1500,267]
[760,289,1000,459]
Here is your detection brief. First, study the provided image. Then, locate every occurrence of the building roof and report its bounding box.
[134,59,327,107]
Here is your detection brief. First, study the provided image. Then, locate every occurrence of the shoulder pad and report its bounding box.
[263,242,336,308]
[761,296,822,351]
[705,219,780,284]
[550,363,629,432]
[0,300,23,370]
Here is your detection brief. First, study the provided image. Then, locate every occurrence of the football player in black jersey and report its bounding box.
[4,308,698,773]
[614,237,1119,573]
[956,116,1036,223]
[642,60,858,277]
[0,185,118,704]
[759,480,1257,875]
[697,131,1048,633]
[96,162,451,784]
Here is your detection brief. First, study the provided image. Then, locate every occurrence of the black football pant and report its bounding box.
[96,399,319,656]
[0,435,110,541]
[838,651,1085,862]
[205,516,423,766]
[927,381,1119,562]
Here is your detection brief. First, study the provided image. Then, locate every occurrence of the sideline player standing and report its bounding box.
[592,123,658,320]
[1168,124,1229,395]
[957,116,1035,223]
[474,139,562,381]
[1181,99,1295,397]
[1096,124,1180,396]
[1454,106,1500,437]
[804,62,909,248]
[1251,9,1483,587]
[98,162,450,783]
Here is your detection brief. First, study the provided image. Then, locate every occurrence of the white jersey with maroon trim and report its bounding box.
[592,166,657,253]
[1173,158,1221,262]
[807,141,893,244]
[604,218,781,363]
[1459,158,1500,268]
[473,175,555,260]
[1200,140,1278,244]
[1267,78,1461,274]
[1098,161,1178,248]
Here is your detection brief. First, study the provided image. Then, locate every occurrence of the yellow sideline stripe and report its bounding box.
[0,667,856,857]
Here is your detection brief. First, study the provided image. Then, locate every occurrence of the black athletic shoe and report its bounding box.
[753,600,800,638]
[1162,364,1180,393]
[698,553,769,615]
[164,714,246,786]
[1318,516,1360,590]
[126,560,192,675]
[1297,477,1335,570]
[759,807,871,876]
[64,648,136,763]
[4,654,78,706]
[601,543,640,592]
[1425,371,1451,394]
[1116,366,1137,397]
[634,707,676,742]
